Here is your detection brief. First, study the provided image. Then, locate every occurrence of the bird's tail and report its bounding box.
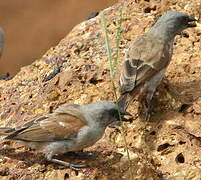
[117,94,134,111]
[0,127,15,136]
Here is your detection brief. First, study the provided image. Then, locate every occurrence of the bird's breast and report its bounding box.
[168,41,173,57]
[75,126,105,149]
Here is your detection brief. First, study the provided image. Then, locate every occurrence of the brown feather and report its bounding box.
[5,106,87,142]
[120,34,171,94]
[118,33,172,110]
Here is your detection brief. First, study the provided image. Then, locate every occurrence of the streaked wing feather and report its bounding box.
[120,34,170,94]
[6,106,86,142]
[40,114,85,135]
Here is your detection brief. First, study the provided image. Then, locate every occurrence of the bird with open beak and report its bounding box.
[118,11,197,120]
[0,100,131,170]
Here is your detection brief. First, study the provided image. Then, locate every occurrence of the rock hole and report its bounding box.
[178,104,189,112]
[150,131,156,135]
[64,173,69,179]
[175,153,185,163]
[66,54,71,58]
[144,5,156,13]
[74,48,81,55]
[49,106,54,113]
[179,141,186,145]
[89,78,102,85]
[157,143,172,152]
[144,7,152,13]
[181,32,189,38]
[75,170,79,176]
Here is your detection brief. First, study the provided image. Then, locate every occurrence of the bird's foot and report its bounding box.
[48,158,88,171]
[144,110,151,121]
[141,103,152,121]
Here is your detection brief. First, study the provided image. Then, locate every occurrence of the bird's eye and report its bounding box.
[109,109,119,119]
[184,16,189,22]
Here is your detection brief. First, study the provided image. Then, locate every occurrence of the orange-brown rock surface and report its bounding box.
[0,0,201,179]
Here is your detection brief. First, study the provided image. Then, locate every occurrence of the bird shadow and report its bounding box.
[163,78,201,105]
[141,79,201,151]
[0,146,47,167]
[0,145,106,169]
[0,145,142,179]
[137,79,201,121]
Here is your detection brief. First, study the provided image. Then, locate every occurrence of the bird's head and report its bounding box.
[84,101,132,127]
[151,11,197,39]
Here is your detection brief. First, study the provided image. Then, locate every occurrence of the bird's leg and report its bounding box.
[46,154,88,170]
[141,98,151,121]
[139,90,154,121]
[49,158,87,170]
[144,101,151,121]
[144,89,156,121]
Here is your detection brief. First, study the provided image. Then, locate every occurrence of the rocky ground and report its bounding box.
[0,0,201,179]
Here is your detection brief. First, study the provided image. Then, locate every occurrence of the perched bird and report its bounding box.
[0,101,131,170]
[0,28,4,57]
[118,11,197,120]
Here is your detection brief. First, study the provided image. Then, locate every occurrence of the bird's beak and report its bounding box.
[187,16,197,27]
[120,110,132,116]
[119,110,133,122]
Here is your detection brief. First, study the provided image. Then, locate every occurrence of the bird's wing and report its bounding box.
[119,34,171,94]
[5,104,87,142]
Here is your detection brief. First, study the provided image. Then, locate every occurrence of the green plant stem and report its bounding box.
[100,7,134,180]
[100,11,115,79]
[114,4,123,70]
